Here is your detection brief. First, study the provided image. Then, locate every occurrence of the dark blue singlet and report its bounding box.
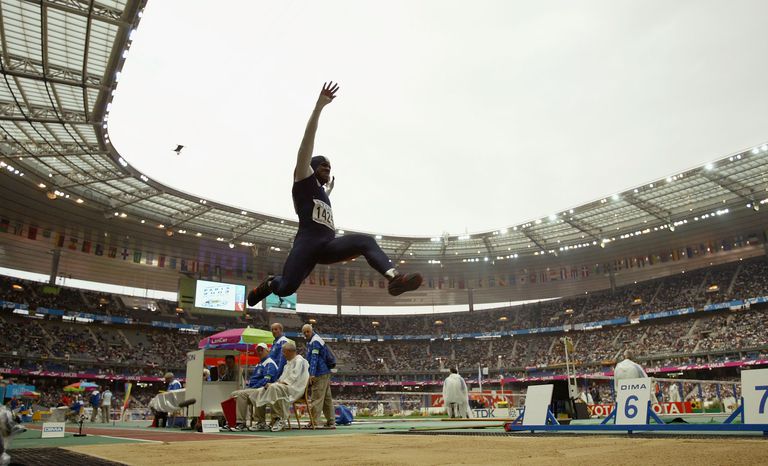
[268,175,393,297]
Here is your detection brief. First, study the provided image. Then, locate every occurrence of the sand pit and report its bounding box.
[67,433,768,465]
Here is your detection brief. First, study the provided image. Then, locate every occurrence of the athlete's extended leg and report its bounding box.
[316,234,391,274]
[316,234,422,296]
[247,240,320,306]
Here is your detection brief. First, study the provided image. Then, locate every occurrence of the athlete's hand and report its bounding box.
[326,176,335,192]
[316,82,339,108]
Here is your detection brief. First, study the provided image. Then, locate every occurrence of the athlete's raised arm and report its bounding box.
[294,82,339,182]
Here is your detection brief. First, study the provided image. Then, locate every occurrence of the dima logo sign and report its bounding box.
[620,384,647,390]
[43,426,64,432]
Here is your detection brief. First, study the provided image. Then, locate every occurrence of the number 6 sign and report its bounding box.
[742,368,768,424]
[615,377,651,425]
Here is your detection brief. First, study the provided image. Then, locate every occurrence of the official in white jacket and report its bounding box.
[613,349,659,405]
[667,383,681,403]
[442,368,471,418]
[254,341,309,431]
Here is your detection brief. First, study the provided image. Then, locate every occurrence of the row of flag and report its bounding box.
[0,217,761,290]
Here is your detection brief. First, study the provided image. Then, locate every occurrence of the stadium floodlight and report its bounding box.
[752,148,760,155]
[375,235,382,240]
[76,199,84,204]
[612,193,620,200]
[228,243,235,249]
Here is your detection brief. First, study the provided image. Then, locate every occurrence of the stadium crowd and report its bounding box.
[1,256,767,412]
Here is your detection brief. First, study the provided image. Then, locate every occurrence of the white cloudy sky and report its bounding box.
[111,0,768,237]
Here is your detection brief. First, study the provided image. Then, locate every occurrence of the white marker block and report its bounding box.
[615,377,651,425]
[522,384,553,426]
[201,419,220,433]
[741,368,768,424]
[41,422,66,438]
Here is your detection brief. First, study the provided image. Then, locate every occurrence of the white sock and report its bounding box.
[385,268,398,280]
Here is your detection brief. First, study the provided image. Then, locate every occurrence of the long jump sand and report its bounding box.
[67,434,768,465]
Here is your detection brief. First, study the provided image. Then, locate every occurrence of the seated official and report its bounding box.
[613,349,658,405]
[228,344,279,431]
[253,341,309,432]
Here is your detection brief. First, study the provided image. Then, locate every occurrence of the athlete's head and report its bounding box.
[311,155,332,185]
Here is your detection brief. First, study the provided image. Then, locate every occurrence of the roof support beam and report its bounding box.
[0,101,90,124]
[521,228,547,252]
[1,54,103,89]
[563,215,603,242]
[0,139,102,158]
[394,241,412,262]
[167,206,213,230]
[58,174,130,190]
[623,193,672,224]
[22,0,127,27]
[482,236,495,256]
[230,219,267,243]
[699,171,757,203]
[108,187,161,210]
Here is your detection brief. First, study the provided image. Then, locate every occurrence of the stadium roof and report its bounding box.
[1,0,767,265]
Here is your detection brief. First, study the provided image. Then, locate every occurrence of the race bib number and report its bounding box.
[312,199,335,231]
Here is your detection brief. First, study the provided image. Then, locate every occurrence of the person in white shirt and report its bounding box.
[254,341,309,431]
[613,349,658,405]
[613,350,648,380]
[667,383,681,403]
[100,388,113,423]
[442,368,470,418]
[722,391,738,413]
[578,389,594,405]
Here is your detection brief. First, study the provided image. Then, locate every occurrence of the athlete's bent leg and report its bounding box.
[247,240,319,306]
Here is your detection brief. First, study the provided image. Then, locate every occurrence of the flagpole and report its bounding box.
[478,364,482,392]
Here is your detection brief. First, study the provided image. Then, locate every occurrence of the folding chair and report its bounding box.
[288,384,314,430]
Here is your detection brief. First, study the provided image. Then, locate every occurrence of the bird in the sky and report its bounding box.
[173,145,184,155]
